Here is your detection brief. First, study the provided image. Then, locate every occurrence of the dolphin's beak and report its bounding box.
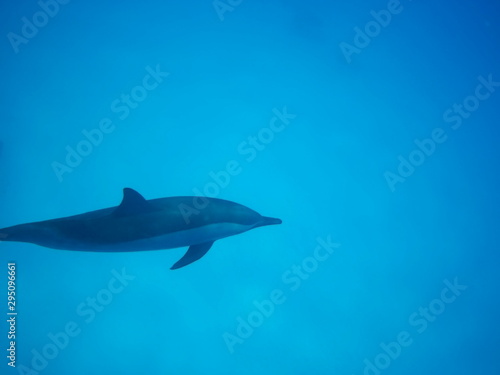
[256,216,282,228]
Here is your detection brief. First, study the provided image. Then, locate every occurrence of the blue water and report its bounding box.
[1,0,499,374]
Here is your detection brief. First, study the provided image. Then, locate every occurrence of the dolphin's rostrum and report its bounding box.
[0,188,282,269]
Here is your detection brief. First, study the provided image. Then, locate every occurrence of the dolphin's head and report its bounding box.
[206,199,281,227]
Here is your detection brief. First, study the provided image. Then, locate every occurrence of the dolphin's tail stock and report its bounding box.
[0,224,12,241]
[0,225,19,242]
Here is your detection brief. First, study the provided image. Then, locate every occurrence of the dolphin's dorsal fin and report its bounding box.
[113,188,151,216]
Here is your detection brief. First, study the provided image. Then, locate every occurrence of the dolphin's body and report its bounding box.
[0,188,282,269]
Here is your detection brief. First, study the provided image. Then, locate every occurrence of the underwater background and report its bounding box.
[1,0,499,374]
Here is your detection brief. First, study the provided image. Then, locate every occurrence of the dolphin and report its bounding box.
[0,188,282,269]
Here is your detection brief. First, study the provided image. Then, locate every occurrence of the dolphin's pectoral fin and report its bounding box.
[113,188,153,216]
[170,241,214,270]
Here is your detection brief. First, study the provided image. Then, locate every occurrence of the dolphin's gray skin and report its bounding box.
[0,188,282,269]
